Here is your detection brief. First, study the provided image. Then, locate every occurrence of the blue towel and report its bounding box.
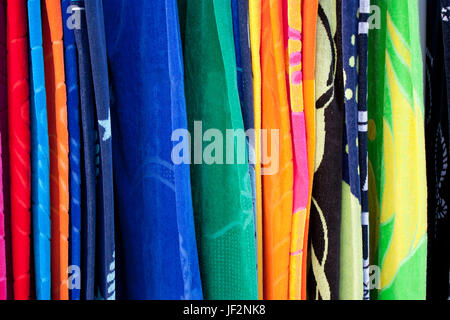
[73,0,96,300]
[27,0,51,301]
[84,0,116,300]
[62,0,81,300]
[103,0,203,300]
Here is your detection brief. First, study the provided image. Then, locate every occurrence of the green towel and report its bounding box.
[179,0,258,300]
[368,0,427,300]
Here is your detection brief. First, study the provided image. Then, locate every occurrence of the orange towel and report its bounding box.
[261,0,294,300]
[301,0,318,300]
[42,0,69,300]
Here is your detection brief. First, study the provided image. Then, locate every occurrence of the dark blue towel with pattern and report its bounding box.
[84,0,116,300]
[62,0,81,300]
[72,0,96,300]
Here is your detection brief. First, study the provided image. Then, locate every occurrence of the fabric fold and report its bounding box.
[61,0,81,301]
[84,0,116,300]
[42,0,69,300]
[284,0,310,300]
[249,0,264,300]
[339,0,363,300]
[261,0,294,300]
[28,0,51,300]
[0,0,7,301]
[72,0,96,300]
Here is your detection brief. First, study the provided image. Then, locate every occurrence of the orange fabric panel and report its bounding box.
[301,0,318,300]
[42,0,69,300]
[261,0,294,300]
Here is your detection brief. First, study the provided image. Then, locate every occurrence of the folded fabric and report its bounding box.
[339,0,363,300]
[301,0,318,300]
[27,0,51,300]
[249,0,264,300]
[284,0,309,300]
[42,0,69,300]
[72,0,96,300]
[425,0,450,300]
[61,0,81,300]
[0,0,6,301]
[7,0,31,300]
[368,0,427,300]
[84,0,116,300]
[180,0,257,300]
[261,0,294,300]
[357,0,370,301]
[309,0,344,300]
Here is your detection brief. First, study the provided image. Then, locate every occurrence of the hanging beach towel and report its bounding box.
[103,0,202,300]
[283,0,309,301]
[300,0,319,300]
[368,0,427,300]
[0,0,6,301]
[357,0,371,301]
[233,0,258,295]
[42,0,69,300]
[439,0,450,300]
[339,0,363,300]
[61,0,81,300]
[27,0,51,300]
[260,0,294,300]
[308,0,344,300]
[83,0,116,300]
[424,0,450,301]
[72,0,96,300]
[180,0,257,300]
[7,0,31,300]
[249,0,264,300]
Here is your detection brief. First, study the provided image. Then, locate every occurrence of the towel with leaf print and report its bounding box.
[368,0,427,300]
[308,0,344,300]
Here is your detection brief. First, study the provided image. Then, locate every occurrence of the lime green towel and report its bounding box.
[368,0,427,300]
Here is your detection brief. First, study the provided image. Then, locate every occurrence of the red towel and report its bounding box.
[7,0,31,300]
